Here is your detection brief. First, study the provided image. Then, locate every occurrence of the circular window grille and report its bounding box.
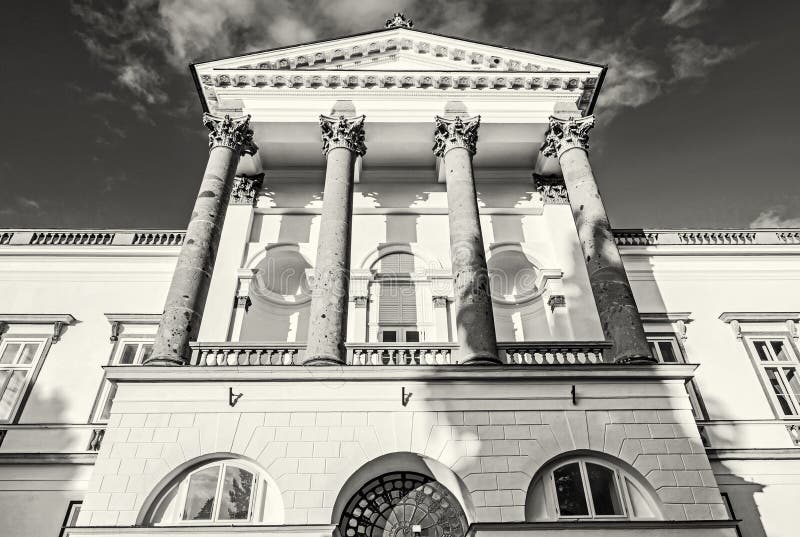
[339,472,468,537]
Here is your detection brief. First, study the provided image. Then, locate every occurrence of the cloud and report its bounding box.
[71,0,747,120]
[0,196,43,216]
[668,36,740,80]
[750,207,800,228]
[662,0,715,28]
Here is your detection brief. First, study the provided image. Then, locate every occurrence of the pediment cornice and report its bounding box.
[194,28,602,75]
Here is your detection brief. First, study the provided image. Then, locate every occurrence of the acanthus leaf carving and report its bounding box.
[231,173,265,206]
[202,113,258,156]
[319,115,367,156]
[541,115,595,159]
[433,115,481,157]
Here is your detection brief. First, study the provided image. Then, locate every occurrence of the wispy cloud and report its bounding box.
[668,36,740,80]
[0,196,44,217]
[71,0,746,119]
[662,0,715,28]
[750,207,800,228]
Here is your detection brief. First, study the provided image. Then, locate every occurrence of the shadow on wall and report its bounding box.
[1,383,84,536]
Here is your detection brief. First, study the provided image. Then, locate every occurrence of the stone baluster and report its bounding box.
[146,114,257,365]
[541,115,653,363]
[434,116,500,364]
[303,115,367,364]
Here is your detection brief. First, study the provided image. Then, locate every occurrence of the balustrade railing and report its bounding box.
[189,342,305,366]
[346,343,459,366]
[498,341,610,365]
[187,341,611,366]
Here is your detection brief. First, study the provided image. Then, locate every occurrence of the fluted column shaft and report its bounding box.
[304,115,366,365]
[542,115,653,363]
[434,116,500,364]
[147,114,257,365]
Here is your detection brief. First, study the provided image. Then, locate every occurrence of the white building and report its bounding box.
[1,15,799,537]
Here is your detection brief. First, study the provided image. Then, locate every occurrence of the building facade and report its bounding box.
[1,16,799,537]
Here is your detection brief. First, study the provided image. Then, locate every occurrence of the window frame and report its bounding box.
[744,334,800,419]
[549,459,628,520]
[645,333,708,420]
[155,460,265,526]
[89,336,154,424]
[0,335,50,424]
[59,500,82,537]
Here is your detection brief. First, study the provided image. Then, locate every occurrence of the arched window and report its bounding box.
[339,471,468,537]
[148,460,274,525]
[527,455,660,521]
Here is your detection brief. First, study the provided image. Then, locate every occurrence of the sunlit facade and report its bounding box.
[1,15,798,537]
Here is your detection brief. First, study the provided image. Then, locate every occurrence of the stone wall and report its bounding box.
[77,374,726,526]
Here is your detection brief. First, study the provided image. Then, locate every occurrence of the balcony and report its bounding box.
[189,341,611,366]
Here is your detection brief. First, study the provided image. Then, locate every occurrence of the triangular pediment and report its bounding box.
[194,27,603,75]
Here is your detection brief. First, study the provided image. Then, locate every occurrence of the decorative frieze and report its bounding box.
[202,113,258,156]
[541,115,595,158]
[230,173,264,206]
[533,175,569,204]
[202,71,594,93]
[319,114,367,156]
[433,115,481,157]
[385,12,413,29]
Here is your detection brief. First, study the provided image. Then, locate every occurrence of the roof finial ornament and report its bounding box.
[385,12,413,29]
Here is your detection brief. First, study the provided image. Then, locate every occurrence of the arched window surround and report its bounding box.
[138,454,284,527]
[525,451,663,522]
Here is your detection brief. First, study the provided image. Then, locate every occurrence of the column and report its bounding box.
[303,115,366,365]
[541,115,653,363]
[433,116,500,364]
[146,114,257,365]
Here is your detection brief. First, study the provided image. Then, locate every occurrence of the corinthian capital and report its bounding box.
[203,113,258,156]
[433,115,480,157]
[541,115,595,158]
[319,115,367,156]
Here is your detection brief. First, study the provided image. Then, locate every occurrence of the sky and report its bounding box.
[1,0,799,230]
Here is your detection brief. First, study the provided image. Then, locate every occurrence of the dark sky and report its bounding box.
[1,0,798,229]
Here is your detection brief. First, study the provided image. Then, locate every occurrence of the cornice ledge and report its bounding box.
[105,363,698,383]
[706,447,800,460]
[104,313,162,324]
[0,313,75,324]
[64,524,337,535]
[640,312,693,323]
[719,312,800,323]
[0,452,97,464]
[467,519,740,534]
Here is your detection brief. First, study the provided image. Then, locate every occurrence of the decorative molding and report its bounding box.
[787,424,800,446]
[87,428,105,451]
[319,114,367,156]
[27,231,114,246]
[234,296,252,312]
[719,312,800,342]
[641,312,692,341]
[547,295,566,311]
[433,115,481,157]
[352,296,369,308]
[104,314,162,342]
[0,314,76,343]
[385,12,413,29]
[202,113,258,156]
[432,296,449,308]
[541,115,595,158]
[613,230,660,246]
[231,173,264,206]
[719,312,800,323]
[533,175,568,204]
